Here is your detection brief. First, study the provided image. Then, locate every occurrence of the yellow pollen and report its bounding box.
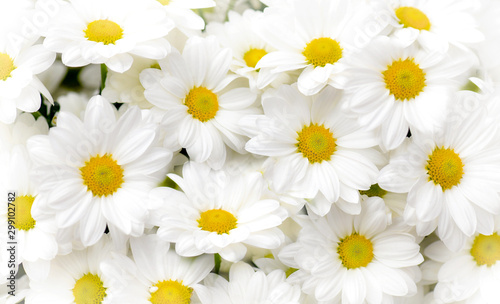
[243,48,267,68]
[150,280,192,304]
[470,233,500,267]
[383,58,426,101]
[395,7,431,31]
[156,0,171,5]
[296,124,337,164]
[197,209,237,234]
[337,234,374,269]
[426,147,464,191]
[303,37,343,68]
[12,195,36,231]
[285,268,298,278]
[360,184,388,198]
[84,20,124,45]
[0,53,15,81]
[73,273,107,304]
[80,154,124,197]
[184,87,219,122]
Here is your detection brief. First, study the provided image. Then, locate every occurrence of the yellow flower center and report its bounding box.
[150,280,193,304]
[197,209,237,234]
[80,154,124,197]
[0,53,15,81]
[360,184,388,198]
[426,147,464,191]
[73,273,107,304]
[157,0,171,5]
[470,233,500,267]
[243,48,267,68]
[303,37,343,68]
[184,87,219,122]
[395,7,431,31]
[337,234,374,269]
[84,20,124,45]
[12,195,36,231]
[296,124,337,164]
[383,58,426,101]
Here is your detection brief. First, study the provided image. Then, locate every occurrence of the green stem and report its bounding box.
[214,253,221,274]
[100,64,107,94]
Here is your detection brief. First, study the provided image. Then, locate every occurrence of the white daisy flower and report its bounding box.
[153,161,287,262]
[27,95,172,247]
[0,36,55,124]
[424,217,500,304]
[25,234,128,303]
[149,0,215,35]
[204,261,302,304]
[141,36,258,169]
[343,37,472,150]
[43,0,174,73]
[243,84,380,216]
[279,197,423,303]
[110,234,214,304]
[255,0,380,95]
[206,9,284,91]
[387,0,484,52]
[379,107,500,251]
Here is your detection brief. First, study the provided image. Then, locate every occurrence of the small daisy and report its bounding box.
[0,37,55,124]
[387,0,484,52]
[149,0,215,35]
[379,107,500,251]
[279,197,423,303]
[111,234,214,304]
[154,161,287,262]
[25,234,127,303]
[255,0,381,95]
[204,261,302,304]
[243,84,380,216]
[27,95,173,247]
[43,0,174,73]
[141,36,258,169]
[343,37,472,150]
[424,218,500,303]
[206,9,282,91]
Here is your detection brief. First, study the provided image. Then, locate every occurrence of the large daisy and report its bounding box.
[243,84,380,216]
[27,95,172,247]
[387,0,484,53]
[423,217,500,303]
[43,0,174,73]
[343,37,473,150]
[153,161,287,262]
[255,0,381,95]
[141,36,258,169]
[279,197,423,303]
[378,107,500,251]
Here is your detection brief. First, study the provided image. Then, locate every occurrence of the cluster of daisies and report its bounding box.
[2,0,500,303]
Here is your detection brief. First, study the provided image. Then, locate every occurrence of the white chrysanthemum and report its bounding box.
[279,198,423,303]
[379,107,500,251]
[102,56,158,109]
[206,9,285,91]
[204,262,302,304]
[255,0,380,95]
[387,0,484,52]
[243,84,380,216]
[149,0,215,35]
[343,37,472,150]
[43,0,174,73]
[0,37,55,124]
[423,217,500,304]
[141,36,258,169]
[153,161,287,262]
[109,234,214,304]
[27,95,172,247]
[25,235,128,304]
